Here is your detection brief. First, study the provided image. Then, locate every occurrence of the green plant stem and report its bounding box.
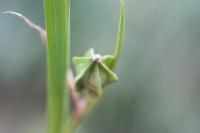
[112,0,125,70]
[63,96,101,133]
[44,0,70,133]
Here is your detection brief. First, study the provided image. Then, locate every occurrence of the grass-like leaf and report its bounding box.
[44,0,70,133]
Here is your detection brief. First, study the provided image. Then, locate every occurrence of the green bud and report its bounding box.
[72,0,125,97]
[73,49,118,97]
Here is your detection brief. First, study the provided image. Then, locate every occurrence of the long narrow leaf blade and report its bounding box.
[44,0,70,133]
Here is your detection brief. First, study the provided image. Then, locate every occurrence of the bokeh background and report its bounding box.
[1,0,200,133]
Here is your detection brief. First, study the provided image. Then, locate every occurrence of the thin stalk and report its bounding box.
[44,0,70,133]
[112,0,125,70]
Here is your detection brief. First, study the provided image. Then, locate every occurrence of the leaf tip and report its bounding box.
[3,10,47,46]
[2,11,11,14]
[2,11,21,16]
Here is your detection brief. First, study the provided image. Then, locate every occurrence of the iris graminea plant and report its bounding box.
[3,0,125,132]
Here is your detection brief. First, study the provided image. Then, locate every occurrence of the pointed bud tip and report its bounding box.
[92,54,102,63]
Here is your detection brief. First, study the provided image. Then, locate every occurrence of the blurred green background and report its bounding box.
[1,0,200,133]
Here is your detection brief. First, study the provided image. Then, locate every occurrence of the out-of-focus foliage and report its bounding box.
[1,0,200,133]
